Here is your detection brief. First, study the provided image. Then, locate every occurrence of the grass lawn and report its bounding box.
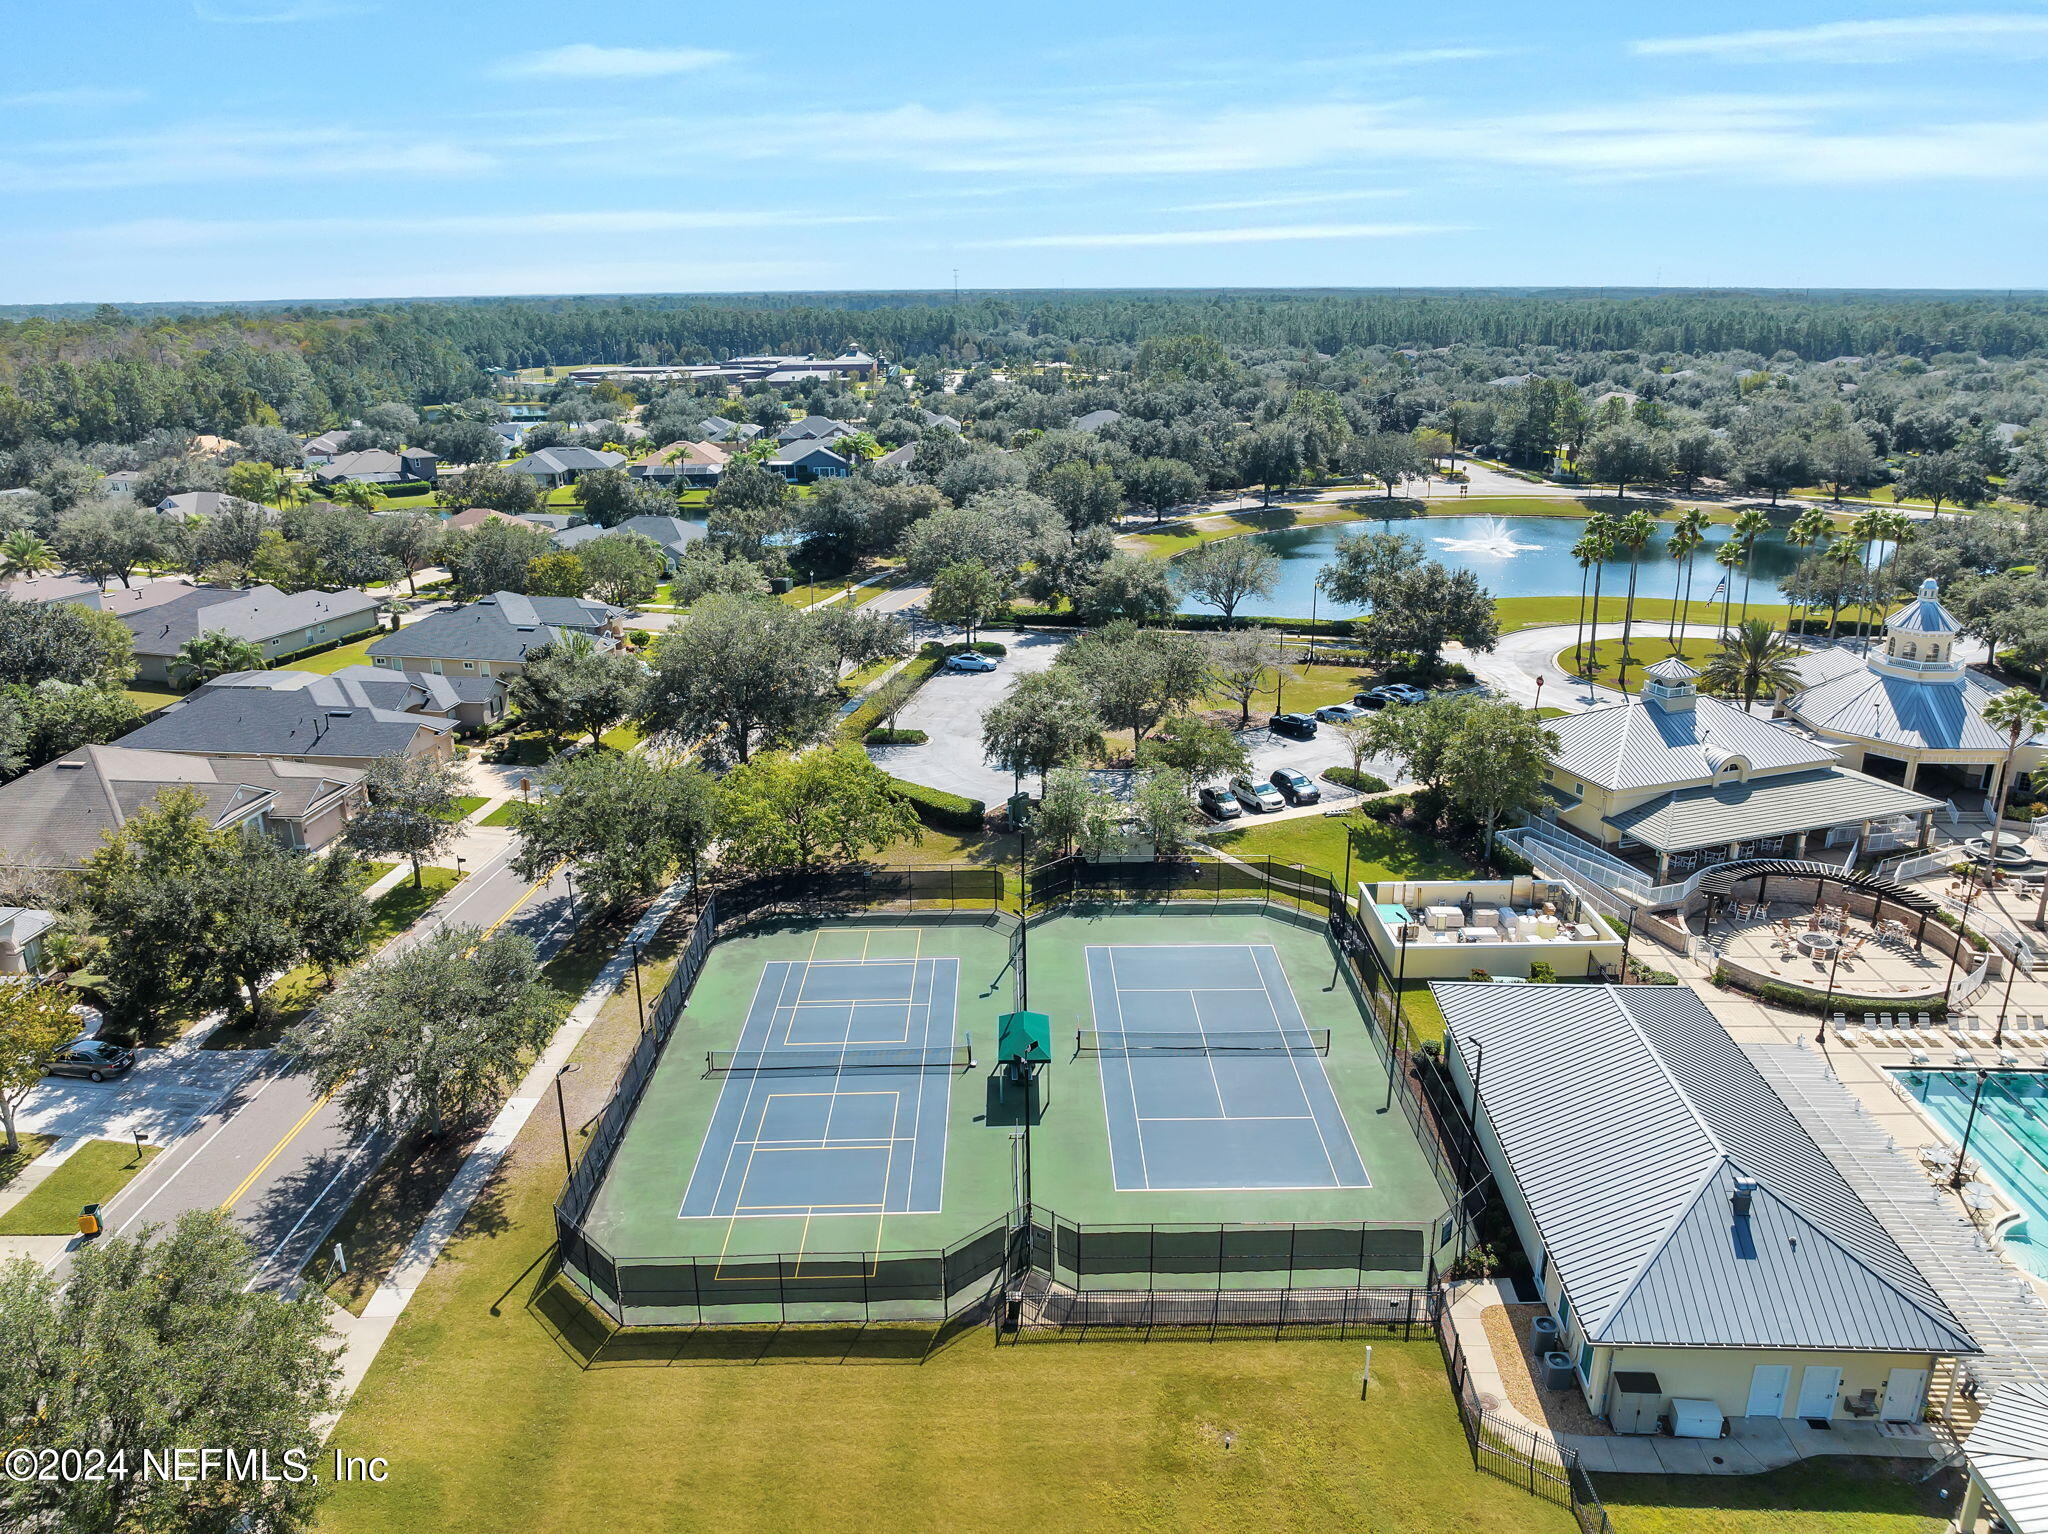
[1557,635,1725,689]
[204,868,467,1050]
[0,1140,159,1234]
[1209,809,1475,888]
[1494,594,1816,632]
[446,795,489,821]
[290,633,385,675]
[1598,1456,1961,1533]
[1126,500,1397,559]
[479,799,528,828]
[0,1133,57,1192]
[868,823,1022,869]
[319,933,1569,1534]
[122,681,185,711]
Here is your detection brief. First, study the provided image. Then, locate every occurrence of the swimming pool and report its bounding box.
[1895,1069,2048,1279]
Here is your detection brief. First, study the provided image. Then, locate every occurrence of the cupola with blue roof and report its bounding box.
[1876,578,1963,679]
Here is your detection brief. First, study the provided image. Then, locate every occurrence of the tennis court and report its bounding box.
[679,952,963,1221]
[1085,943,1370,1192]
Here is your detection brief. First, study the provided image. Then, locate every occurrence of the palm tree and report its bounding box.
[1666,508,1708,644]
[1731,507,1772,623]
[1713,538,1744,631]
[1612,509,1657,690]
[1821,537,1866,641]
[1573,513,1617,677]
[0,530,56,581]
[170,628,268,688]
[327,480,380,513]
[1981,689,2048,869]
[1703,619,1803,711]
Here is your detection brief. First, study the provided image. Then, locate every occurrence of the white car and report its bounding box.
[1228,775,1285,814]
[944,652,999,673]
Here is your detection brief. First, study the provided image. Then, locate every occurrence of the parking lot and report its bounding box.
[14,1045,265,1148]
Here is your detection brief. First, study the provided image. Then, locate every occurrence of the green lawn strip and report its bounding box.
[319,1122,485,1315]
[289,634,384,675]
[479,799,528,828]
[445,796,489,821]
[1556,635,1726,689]
[122,682,185,711]
[1597,1455,1959,1534]
[1208,811,1479,889]
[0,1140,160,1234]
[320,927,1564,1534]
[0,1134,58,1192]
[599,723,645,752]
[203,868,467,1050]
[1495,595,1811,632]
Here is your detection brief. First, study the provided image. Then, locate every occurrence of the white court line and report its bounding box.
[1257,944,1370,1185]
[1094,946,1154,1191]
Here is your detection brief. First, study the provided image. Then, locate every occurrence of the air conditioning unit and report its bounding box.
[1542,1351,1578,1390]
[1531,1315,1559,1350]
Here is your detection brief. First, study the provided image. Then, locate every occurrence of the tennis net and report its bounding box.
[705,1042,974,1074]
[1075,1028,1332,1056]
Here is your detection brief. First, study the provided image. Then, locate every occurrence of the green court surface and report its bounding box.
[583,916,1018,1271]
[1025,909,1447,1242]
[580,907,1447,1304]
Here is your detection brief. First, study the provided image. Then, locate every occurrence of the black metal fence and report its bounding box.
[1437,1297,1616,1534]
[1030,854,1343,917]
[714,863,1008,924]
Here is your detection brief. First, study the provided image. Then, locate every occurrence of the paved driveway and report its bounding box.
[865,628,1068,804]
[16,1047,265,1147]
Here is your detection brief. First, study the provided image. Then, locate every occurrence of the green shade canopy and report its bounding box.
[997,1011,1053,1064]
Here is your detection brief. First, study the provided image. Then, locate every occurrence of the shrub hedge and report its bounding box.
[1715,969,1948,1017]
[885,775,985,832]
[1322,767,1389,793]
[840,651,945,740]
[866,728,928,745]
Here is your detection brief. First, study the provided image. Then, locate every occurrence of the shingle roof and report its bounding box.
[156,491,259,520]
[1073,409,1122,431]
[315,449,403,481]
[554,516,703,556]
[117,584,377,659]
[507,447,626,476]
[366,591,620,665]
[199,664,494,713]
[0,744,362,867]
[1547,694,1839,791]
[119,689,452,762]
[1435,982,1975,1355]
[1603,766,1940,853]
[767,441,851,468]
[1965,1382,2048,1534]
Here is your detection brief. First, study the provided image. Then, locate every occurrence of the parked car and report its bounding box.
[1367,683,1429,706]
[45,1037,134,1082]
[1314,703,1367,724]
[944,652,999,673]
[1197,784,1243,820]
[1269,767,1321,805]
[1353,692,1388,710]
[1268,712,1318,739]
[1228,775,1285,813]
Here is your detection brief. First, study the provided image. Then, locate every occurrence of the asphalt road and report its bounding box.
[80,842,579,1287]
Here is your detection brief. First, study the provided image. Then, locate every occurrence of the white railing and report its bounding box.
[1874,848,1951,882]
[1952,952,1998,1011]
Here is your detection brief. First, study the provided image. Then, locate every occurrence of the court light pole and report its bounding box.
[630,940,647,1034]
[1944,873,1982,1002]
[1816,936,1847,1054]
[1949,1069,1991,1192]
[1993,944,2023,1047]
[553,1062,581,1176]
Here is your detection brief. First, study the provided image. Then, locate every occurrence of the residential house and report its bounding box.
[921,411,961,431]
[628,440,728,487]
[155,491,260,521]
[766,440,851,484]
[1073,409,1123,432]
[1539,657,1941,881]
[398,447,440,483]
[876,442,918,472]
[505,446,627,488]
[436,505,550,535]
[1435,980,1976,1431]
[0,908,56,974]
[115,583,380,685]
[695,416,762,443]
[365,590,625,678]
[200,663,505,731]
[300,429,351,465]
[0,574,102,605]
[0,744,367,869]
[83,578,217,620]
[777,415,855,445]
[314,449,404,484]
[1781,579,2047,803]
[553,515,704,572]
[486,422,531,454]
[100,469,144,496]
[116,687,455,770]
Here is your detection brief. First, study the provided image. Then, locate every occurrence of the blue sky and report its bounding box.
[4,0,2047,303]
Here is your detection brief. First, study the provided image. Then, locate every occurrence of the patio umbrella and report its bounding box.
[1961,1183,1999,1212]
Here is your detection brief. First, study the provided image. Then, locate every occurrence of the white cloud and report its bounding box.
[78,210,880,245]
[1633,14,2048,64]
[1167,189,1407,212]
[191,1,367,21]
[0,88,147,110]
[971,222,1460,249]
[495,44,733,79]
[0,124,498,190]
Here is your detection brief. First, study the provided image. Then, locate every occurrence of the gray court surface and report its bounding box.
[679,956,960,1220]
[1086,944,1370,1193]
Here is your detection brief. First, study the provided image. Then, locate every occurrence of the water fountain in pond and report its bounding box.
[1430,515,1540,557]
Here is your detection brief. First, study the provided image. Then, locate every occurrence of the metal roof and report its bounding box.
[1887,578,1963,635]
[1546,693,1839,791]
[1967,1383,2048,1534]
[1603,766,1939,853]
[1643,655,1699,682]
[1791,666,2043,754]
[1435,981,1976,1355]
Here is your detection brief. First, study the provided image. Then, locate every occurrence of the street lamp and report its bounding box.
[1943,873,1983,1002]
[1993,943,2024,1047]
[1816,933,1847,1053]
[630,940,647,1033]
[554,1062,581,1175]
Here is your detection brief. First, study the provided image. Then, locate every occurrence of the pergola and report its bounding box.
[1691,858,1941,939]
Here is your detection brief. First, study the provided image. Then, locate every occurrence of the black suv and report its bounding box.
[1268,713,1319,739]
[1269,767,1321,805]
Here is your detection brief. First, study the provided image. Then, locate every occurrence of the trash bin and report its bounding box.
[78,1203,102,1237]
